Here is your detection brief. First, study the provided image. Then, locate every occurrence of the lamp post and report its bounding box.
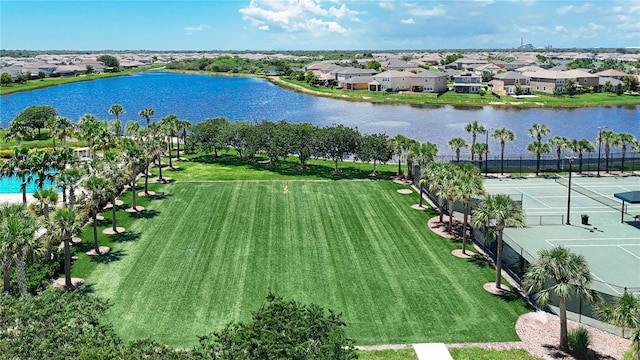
[596,126,605,176]
[566,156,575,225]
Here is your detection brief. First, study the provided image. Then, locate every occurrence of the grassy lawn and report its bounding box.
[449,347,542,359]
[75,178,530,348]
[161,153,398,181]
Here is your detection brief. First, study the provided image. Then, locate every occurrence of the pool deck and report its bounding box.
[0,193,36,205]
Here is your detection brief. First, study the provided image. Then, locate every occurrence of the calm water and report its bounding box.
[1,72,638,155]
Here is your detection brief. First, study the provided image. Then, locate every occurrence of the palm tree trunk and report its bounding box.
[21,177,27,204]
[462,202,469,254]
[17,259,27,296]
[2,261,11,293]
[578,154,583,174]
[559,296,569,351]
[144,162,150,194]
[69,187,76,210]
[64,237,72,288]
[168,141,173,168]
[448,199,454,234]
[131,177,137,209]
[61,185,67,206]
[111,194,118,232]
[621,149,626,174]
[536,154,541,176]
[419,185,423,207]
[500,144,505,175]
[397,158,402,177]
[92,211,100,254]
[176,136,181,160]
[439,199,444,223]
[158,154,164,181]
[456,149,460,163]
[496,230,503,289]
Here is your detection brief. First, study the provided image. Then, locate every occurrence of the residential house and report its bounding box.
[335,68,377,89]
[407,71,448,93]
[597,77,623,92]
[522,69,599,94]
[594,69,628,80]
[452,72,482,93]
[371,70,410,91]
[446,57,487,70]
[488,71,531,95]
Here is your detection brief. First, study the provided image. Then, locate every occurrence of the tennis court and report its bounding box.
[483,175,640,296]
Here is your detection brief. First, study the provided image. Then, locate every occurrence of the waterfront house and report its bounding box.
[335,68,377,88]
[407,71,448,93]
[371,70,410,91]
[594,69,628,80]
[452,72,482,93]
[522,69,599,94]
[488,71,531,95]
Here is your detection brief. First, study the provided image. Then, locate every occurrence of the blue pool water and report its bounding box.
[0,174,57,194]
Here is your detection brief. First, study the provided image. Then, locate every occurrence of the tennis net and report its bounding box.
[554,175,626,213]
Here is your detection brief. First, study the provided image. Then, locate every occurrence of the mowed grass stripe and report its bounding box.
[88,180,528,347]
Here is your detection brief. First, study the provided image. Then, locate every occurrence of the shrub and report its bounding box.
[568,326,590,358]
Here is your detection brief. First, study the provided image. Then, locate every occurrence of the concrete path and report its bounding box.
[413,343,453,360]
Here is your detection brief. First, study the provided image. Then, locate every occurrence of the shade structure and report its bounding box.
[613,191,640,224]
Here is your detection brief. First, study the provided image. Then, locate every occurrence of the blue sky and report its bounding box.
[1,0,638,51]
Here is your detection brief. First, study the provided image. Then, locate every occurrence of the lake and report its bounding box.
[1,72,638,155]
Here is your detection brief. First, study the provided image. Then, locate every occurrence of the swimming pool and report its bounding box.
[0,174,58,194]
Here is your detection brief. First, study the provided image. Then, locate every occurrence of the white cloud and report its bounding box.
[410,4,446,17]
[555,25,567,32]
[588,22,606,31]
[556,4,592,15]
[378,1,394,10]
[239,0,353,34]
[473,0,494,5]
[400,18,415,24]
[184,25,209,32]
[328,3,359,19]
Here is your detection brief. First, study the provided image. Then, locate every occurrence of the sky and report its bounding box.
[1,0,638,51]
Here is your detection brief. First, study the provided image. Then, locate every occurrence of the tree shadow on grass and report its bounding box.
[128,209,160,220]
[89,249,126,264]
[150,192,172,200]
[111,230,141,243]
[77,282,96,295]
[467,254,490,268]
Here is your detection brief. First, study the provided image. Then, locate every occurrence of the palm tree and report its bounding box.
[527,123,551,142]
[124,120,142,139]
[445,169,464,234]
[617,133,636,174]
[50,207,83,289]
[491,128,515,175]
[45,115,73,150]
[456,163,485,254]
[411,142,438,207]
[389,134,409,177]
[160,115,179,169]
[108,104,125,123]
[595,289,640,338]
[599,130,618,173]
[425,162,450,223]
[78,114,104,158]
[3,208,41,295]
[472,194,525,290]
[548,136,569,171]
[465,121,487,161]
[527,140,551,176]
[138,107,155,127]
[0,203,30,293]
[569,138,595,174]
[2,146,32,204]
[177,119,192,159]
[59,168,83,209]
[448,137,468,163]
[471,142,488,168]
[524,246,594,352]
[82,174,109,255]
[32,188,59,259]
[109,119,122,138]
[102,151,127,233]
[122,139,144,211]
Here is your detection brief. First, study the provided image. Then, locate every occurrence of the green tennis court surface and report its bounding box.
[483,175,640,295]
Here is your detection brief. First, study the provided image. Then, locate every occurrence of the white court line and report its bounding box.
[546,237,640,242]
[590,272,621,295]
[554,244,640,248]
[618,246,640,260]
[518,189,551,208]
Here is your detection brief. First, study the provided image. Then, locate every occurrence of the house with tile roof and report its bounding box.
[522,69,599,94]
[452,72,482,93]
[488,71,531,95]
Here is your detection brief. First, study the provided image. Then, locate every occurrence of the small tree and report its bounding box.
[565,78,578,97]
[195,292,357,359]
[595,289,640,338]
[0,72,12,85]
[524,246,594,352]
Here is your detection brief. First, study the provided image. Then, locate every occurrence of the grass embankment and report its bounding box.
[0,130,85,153]
[0,66,164,95]
[274,76,640,108]
[72,154,530,348]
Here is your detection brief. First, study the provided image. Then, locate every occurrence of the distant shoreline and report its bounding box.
[3,68,638,109]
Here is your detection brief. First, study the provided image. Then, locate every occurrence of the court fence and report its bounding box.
[432,150,640,176]
[412,172,640,335]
